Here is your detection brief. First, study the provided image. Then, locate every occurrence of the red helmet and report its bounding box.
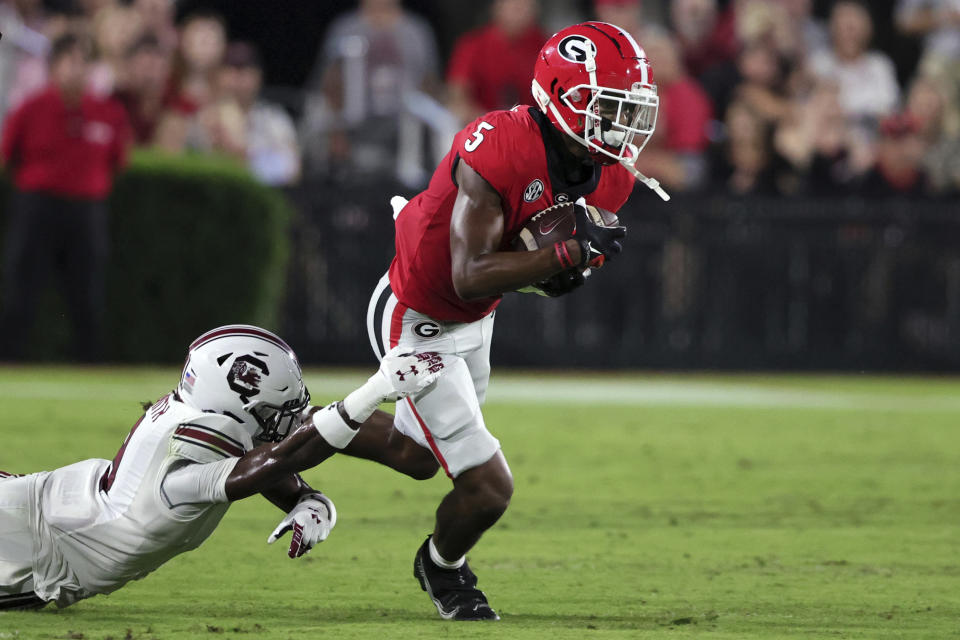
[532,22,659,167]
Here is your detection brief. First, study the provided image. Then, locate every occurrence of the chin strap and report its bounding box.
[620,142,670,201]
[532,79,670,202]
[620,160,670,201]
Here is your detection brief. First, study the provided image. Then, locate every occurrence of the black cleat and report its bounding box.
[413,536,500,621]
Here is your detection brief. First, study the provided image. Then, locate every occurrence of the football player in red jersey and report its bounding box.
[356,22,666,620]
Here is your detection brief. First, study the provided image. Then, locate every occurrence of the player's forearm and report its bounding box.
[224,425,337,502]
[225,355,439,502]
[260,473,321,512]
[225,387,394,501]
[453,239,582,300]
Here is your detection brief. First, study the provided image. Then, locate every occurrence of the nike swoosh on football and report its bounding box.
[539,216,565,235]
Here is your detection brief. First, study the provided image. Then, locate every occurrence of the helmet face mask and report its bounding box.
[564,82,659,164]
[250,388,311,443]
[532,21,659,166]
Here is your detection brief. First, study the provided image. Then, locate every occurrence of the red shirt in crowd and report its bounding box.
[1,85,131,200]
[660,78,713,152]
[447,24,547,112]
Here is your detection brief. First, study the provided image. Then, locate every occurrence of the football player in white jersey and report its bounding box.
[0,325,447,610]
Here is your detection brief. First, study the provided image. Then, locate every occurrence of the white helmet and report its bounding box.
[178,325,310,443]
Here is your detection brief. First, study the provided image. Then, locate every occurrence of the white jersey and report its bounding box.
[5,393,253,607]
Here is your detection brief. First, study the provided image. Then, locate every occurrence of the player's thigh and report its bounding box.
[462,311,495,406]
[395,355,500,479]
[0,475,39,594]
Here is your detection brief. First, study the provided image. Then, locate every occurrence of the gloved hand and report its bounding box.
[329,347,447,432]
[267,493,337,558]
[373,347,447,402]
[572,196,626,268]
[536,269,586,297]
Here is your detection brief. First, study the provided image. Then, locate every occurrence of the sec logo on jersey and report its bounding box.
[523,179,545,203]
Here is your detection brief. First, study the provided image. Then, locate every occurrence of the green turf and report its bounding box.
[1,367,958,639]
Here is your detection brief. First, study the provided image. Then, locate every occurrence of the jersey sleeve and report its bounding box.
[454,109,532,203]
[168,413,253,464]
[594,163,636,213]
[160,456,238,507]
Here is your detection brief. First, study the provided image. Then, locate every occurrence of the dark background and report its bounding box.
[161,0,921,89]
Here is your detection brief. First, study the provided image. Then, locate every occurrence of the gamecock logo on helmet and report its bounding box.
[558,35,596,64]
[227,355,270,403]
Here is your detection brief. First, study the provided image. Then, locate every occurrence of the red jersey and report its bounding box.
[389,106,635,323]
[0,86,130,200]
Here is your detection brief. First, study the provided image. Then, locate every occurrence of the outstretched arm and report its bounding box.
[258,469,321,513]
[224,409,346,502]
[222,349,447,557]
[223,348,446,501]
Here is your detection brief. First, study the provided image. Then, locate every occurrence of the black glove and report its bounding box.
[572,197,626,268]
[536,269,585,297]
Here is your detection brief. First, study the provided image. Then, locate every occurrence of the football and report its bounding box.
[512,201,620,256]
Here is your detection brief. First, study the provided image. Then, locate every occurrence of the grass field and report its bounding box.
[1,367,959,639]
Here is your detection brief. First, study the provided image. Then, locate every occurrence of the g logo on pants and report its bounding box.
[414,322,441,338]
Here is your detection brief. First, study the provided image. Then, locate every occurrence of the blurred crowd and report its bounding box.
[2,0,960,197]
[0,0,301,186]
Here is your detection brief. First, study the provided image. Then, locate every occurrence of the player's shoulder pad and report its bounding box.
[456,107,541,193]
[169,412,254,464]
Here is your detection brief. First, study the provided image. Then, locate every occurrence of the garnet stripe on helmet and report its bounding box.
[189,325,293,354]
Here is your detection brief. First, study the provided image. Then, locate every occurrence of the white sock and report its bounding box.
[428,538,464,570]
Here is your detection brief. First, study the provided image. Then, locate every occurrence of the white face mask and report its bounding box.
[563,83,659,163]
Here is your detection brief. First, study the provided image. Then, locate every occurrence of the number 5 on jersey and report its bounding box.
[464,122,495,152]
